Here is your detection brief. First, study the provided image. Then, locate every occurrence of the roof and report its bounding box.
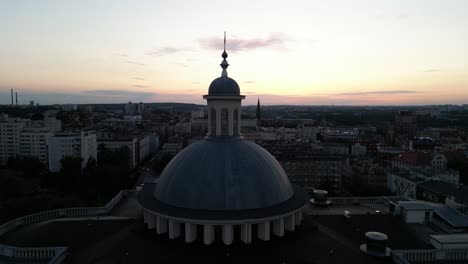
[388,169,428,183]
[139,183,308,221]
[154,136,295,210]
[393,152,437,166]
[207,76,240,96]
[399,201,434,211]
[443,150,466,162]
[430,234,468,244]
[418,180,457,197]
[365,232,388,241]
[315,214,431,250]
[1,216,389,264]
[433,205,468,228]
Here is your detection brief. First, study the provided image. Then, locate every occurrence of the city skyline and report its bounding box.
[1,0,468,106]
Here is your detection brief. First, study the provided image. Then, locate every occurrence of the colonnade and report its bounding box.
[143,209,303,245]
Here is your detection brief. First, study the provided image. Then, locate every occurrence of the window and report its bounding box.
[221,109,228,135]
[233,109,239,135]
[210,108,216,135]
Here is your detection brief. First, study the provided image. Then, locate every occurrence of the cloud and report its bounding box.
[81,90,154,98]
[200,33,289,52]
[395,14,409,20]
[424,69,440,73]
[125,60,145,66]
[133,77,145,81]
[147,46,184,56]
[134,85,149,88]
[333,90,424,96]
[174,62,188,68]
[243,81,256,84]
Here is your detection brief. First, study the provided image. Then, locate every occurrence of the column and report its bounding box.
[185,223,197,243]
[258,221,271,241]
[147,213,156,229]
[168,219,180,239]
[143,210,148,224]
[203,224,215,245]
[285,214,295,231]
[294,210,302,226]
[156,216,168,234]
[240,223,252,244]
[273,218,284,237]
[222,224,234,245]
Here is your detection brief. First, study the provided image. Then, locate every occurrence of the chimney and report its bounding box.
[15,92,18,105]
[11,89,13,105]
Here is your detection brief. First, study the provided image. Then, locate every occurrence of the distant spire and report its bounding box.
[221,31,229,77]
[256,97,261,121]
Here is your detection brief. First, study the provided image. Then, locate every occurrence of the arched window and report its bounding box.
[210,108,216,135]
[221,108,229,135]
[233,109,239,135]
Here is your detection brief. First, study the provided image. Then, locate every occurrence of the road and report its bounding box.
[131,154,160,190]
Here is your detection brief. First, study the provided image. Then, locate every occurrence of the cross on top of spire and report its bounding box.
[220,31,229,77]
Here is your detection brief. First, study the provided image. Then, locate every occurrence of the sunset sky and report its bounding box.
[1,0,467,105]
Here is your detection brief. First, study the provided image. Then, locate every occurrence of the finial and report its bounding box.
[220,31,229,77]
[222,31,228,59]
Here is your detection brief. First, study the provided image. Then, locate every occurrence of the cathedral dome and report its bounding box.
[208,76,240,96]
[153,136,294,210]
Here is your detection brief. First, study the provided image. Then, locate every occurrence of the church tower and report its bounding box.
[256,97,261,125]
[203,33,245,136]
[140,33,307,245]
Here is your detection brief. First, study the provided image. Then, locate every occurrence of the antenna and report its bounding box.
[224,31,226,51]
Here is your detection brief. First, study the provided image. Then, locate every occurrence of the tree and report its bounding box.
[95,145,131,199]
[448,159,468,185]
[56,156,83,193]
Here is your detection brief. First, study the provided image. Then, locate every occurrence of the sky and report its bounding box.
[1,0,467,106]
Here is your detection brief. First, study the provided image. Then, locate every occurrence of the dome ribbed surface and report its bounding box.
[208,77,240,96]
[154,137,294,210]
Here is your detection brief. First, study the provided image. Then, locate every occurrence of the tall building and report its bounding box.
[98,133,159,169]
[19,128,53,165]
[125,101,135,115]
[395,110,416,144]
[48,131,97,172]
[97,137,139,169]
[125,101,145,115]
[0,117,29,165]
[139,38,308,245]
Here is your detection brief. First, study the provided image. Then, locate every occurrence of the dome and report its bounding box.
[154,137,294,210]
[208,76,240,96]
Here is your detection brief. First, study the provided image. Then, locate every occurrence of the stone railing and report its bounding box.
[392,249,468,264]
[327,196,401,205]
[0,244,67,261]
[0,190,131,263]
[0,190,126,236]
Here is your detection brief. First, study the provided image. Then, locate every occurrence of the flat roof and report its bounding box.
[418,180,457,197]
[0,216,408,264]
[315,214,431,250]
[400,202,433,211]
[433,205,468,228]
[430,234,468,244]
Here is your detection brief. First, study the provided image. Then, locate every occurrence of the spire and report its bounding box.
[220,31,229,77]
[256,97,261,121]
